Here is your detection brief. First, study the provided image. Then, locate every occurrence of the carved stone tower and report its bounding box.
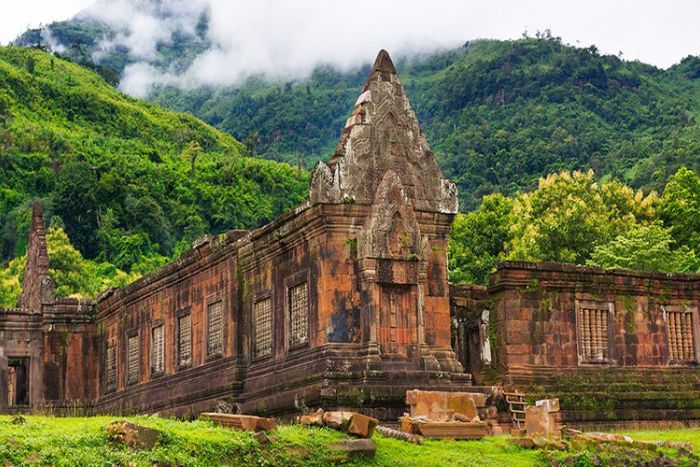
[310,49,464,377]
[18,201,55,310]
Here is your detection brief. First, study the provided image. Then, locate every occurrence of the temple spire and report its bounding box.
[18,201,54,310]
[309,49,457,213]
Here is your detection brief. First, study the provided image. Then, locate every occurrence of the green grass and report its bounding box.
[0,415,542,466]
[620,427,700,450]
[1,415,699,466]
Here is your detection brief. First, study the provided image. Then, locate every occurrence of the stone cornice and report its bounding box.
[488,261,700,296]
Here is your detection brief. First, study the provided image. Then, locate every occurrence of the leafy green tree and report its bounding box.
[507,170,656,263]
[448,193,514,284]
[659,167,700,253]
[46,226,136,298]
[0,255,23,306]
[243,131,260,156]
[26,55,35,74]
[53,159,99,258]
[588,224,700,273]
[182,140,203,176]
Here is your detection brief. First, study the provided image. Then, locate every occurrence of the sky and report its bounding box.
[1,0,699,96]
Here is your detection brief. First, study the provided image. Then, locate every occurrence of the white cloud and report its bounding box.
[5,0,700,97]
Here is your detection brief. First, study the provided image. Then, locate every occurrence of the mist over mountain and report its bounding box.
[14,4,700,210]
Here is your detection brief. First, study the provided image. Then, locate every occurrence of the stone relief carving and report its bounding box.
[357,170,421,259]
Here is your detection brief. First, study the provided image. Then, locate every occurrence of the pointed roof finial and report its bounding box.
[372,49,396,74]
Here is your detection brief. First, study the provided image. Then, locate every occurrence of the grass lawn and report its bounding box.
[0,415,698,466]
[619,428,700,451]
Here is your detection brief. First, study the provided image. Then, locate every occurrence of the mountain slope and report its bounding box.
[0,47,308,269]
[152,39,700,209]
[16,21,700,209]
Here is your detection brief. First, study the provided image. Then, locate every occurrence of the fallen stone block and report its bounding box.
[347,413,378,438]
[535,398,560,413]
[328,439,377,458]
[525,405,559,437]
[400,415,419,435]
[322,411,354,430]
[106,421,161,450]
[199,413,276,432]
[562,428,581,438]
[578,432,632,443]
[486,420,508,436]
[415,421,489,440]
[406,390,479,421]
[298,408,324,426]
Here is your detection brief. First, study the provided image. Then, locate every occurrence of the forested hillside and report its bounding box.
[17,20,700,209]
[150,39,700,209]
[0,47,308,305]
[7,21,700,301]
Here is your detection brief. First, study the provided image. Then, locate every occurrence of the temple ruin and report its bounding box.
[0,50,698,427]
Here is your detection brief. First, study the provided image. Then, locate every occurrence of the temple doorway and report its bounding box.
[379,285,414,356]
[7,358,29,406]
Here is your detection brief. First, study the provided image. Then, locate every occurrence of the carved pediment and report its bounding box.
[358,171,422,259]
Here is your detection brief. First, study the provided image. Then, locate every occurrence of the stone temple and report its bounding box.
[1,51,699,427]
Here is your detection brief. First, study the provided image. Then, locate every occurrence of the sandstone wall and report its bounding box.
[488,261,700,424]
[95,230,247,416]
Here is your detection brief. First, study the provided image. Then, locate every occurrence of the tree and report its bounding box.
[588,224,699,273]
[182,140,203,176]
[243,131,260,156]
[0,92,11,126]
[26,55,36,74]
[507,170,656,263]
[659,167,700,253]
[448,193,514,284]
[53,160,99,258]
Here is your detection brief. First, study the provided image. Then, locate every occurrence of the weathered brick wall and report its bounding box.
[236,203,467,418]
[95,230,247,416]
[488,261,700,424]
[0,308,43,409]
[42,298,97,405]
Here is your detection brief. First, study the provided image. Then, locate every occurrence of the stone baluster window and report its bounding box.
[127,333,140,385]
[151,324,165,375]
[105,342,117,391]
[207,300,224,356]
[178,313,192,367]
[576,301,612,363]
[254,297,272,358]
[665,307,697,363]
[289,282,309,347]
